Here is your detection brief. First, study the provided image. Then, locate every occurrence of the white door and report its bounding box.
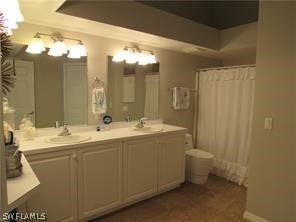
[63,63,87,125]
[123,138,158,203]
[7,60,35,128]
[158,134,186,191]
[26,150,78,222]
[78,143,123,219]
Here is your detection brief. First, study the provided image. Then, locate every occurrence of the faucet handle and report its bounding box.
[139,117,149,124]
[54,120,60,128]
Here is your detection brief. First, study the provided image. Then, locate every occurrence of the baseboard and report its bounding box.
[243,211,270,222]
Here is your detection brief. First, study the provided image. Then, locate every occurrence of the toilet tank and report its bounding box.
[185,134,194,151]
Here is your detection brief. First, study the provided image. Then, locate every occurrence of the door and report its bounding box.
[63,63,87,125]
[158,134,185,191]
[123,138,158,203]
[77,143,122,219]
[25,150,78,222]
[7,60,35,128]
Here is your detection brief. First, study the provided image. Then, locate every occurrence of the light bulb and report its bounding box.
[125,50,137,64]
[48,41,67,57]
[147,54,157,64]
[0,0,24,34]
[112,49,128,62]
[68,42,87,59]
[26,36,46,54]
[137,52,149,65]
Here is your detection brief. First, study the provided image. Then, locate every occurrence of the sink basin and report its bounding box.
[45,135,91,144]
[133,126,164,133]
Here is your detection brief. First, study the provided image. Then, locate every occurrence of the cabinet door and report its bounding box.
[26,150,77,222]
[77,143,122,219]
[123,138,158,203]
[158,134,185,191]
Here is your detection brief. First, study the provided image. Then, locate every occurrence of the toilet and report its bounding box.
[185,134,214,184]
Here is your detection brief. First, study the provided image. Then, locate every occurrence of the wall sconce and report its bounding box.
[112,46,157,65]
[0,0,24,35]
[26,32,87,59]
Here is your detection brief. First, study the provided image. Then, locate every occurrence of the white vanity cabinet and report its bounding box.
[25,150,78,222]
[21,125,186,221]
[123,138,158,203]
[77,142,123,219]
[158,134,186,191]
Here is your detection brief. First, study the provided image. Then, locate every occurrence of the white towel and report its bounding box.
[144,75,159,119]
[122,76,135,103]
[92,87,107,117]
[172,87,190,110]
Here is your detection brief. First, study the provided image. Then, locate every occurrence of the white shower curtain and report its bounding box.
[197,67,255,186]
[144,75,159,119]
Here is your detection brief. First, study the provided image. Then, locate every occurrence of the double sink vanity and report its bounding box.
[18,121,186,221]
[7,29,186,221]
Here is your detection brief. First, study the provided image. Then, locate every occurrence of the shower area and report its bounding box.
[194,65,256,186]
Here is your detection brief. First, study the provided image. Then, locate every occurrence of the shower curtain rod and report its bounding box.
[196,64,256,72]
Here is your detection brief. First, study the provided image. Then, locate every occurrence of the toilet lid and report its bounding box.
[186,149,214,159]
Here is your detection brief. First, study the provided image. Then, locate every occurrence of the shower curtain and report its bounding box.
[144,75,159,119]
[197,67,255,186]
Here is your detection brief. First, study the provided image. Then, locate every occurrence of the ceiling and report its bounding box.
[17,0,256,59]
[139,1,259,30]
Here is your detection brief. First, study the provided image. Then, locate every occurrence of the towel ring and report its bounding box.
[168,87,195,92]
[92,77,104,89]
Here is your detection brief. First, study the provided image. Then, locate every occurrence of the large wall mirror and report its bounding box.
[107,56,160,122]
[4,44,87,129]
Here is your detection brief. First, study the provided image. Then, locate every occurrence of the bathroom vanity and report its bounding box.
[18,123,186,221]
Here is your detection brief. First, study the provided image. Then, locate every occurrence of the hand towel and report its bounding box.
[92,87,107,117]
[172,87,190,110]
[122,76,135,103]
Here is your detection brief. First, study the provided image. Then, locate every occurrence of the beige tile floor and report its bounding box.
[92,175,248,222]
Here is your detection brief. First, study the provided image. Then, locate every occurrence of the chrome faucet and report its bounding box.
[54,120,60,128]
[135,117,149,128]
[125,114,132,122]
[58,124,71,136]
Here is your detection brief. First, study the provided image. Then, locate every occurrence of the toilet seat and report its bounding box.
[186,149,214,159]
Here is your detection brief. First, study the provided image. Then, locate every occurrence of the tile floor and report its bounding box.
[93,175,248,222]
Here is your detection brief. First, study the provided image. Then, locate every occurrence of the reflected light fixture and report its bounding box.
[0,0,24,35]
[25,32,87,59]
[112,46,157,65]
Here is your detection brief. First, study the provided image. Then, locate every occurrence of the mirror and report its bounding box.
[107,56,160,122]
[4,43,87,129]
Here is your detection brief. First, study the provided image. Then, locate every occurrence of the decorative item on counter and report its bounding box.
[103,115,112,125]
[3,97,16,130]
[3,120,14,141]
[4,131,23,178]
[19,116,36,140]
[0,15,17,96]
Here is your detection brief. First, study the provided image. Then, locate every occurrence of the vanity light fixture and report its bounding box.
[0,0,24,35]
[112,46,157,65]
[26,32,87,59]
[25,34,46,54]
[68,41,87,59]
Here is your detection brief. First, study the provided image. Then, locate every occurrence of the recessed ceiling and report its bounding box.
[139,1,259,30]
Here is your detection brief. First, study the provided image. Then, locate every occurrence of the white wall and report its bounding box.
[246,2,296,221]
[220,22,257,66]
[12,23,220,133]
